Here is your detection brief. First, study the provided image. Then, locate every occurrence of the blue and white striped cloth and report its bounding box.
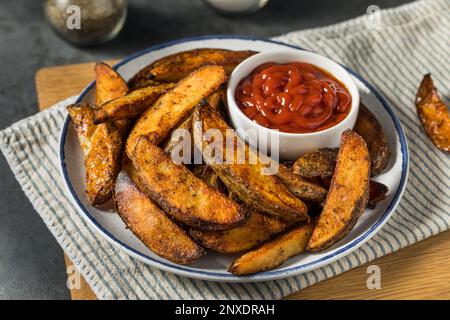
[1,0,448,299]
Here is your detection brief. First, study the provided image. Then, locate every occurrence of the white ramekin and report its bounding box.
[227,50,360,160]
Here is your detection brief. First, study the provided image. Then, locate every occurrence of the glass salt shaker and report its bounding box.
[44,0,127,46]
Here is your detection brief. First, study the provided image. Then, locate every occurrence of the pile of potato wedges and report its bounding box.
[67,48,392,275]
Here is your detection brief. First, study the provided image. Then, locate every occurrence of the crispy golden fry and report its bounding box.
[193,105,309,222]
[95,62,128,106]
[128,48,256,86]
[292,148,338,179]
[163,112,194,155]
[115,170,204,264]
[67,103,122,206]
[368,180,388,209]
[276,165,327,203]
[354,104,390,176]
[190,210,293,254]
[229,223,314,275]
[94,83,175,124]
[126,65,226,157]
[131,137,247,230]
[95,62,130,135]
[191,164,227,193]
[206,90,222,111]
[307,130,370,251]
[163,89,225,156]
[320,176,387,210]
[415,74,450,154]
[190,163,293,253]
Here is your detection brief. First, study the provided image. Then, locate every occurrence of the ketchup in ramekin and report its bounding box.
[235,62,352,133]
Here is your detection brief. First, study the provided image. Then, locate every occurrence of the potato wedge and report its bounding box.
[229,223,314,275]
[67,103,122,206]
[115,170,204,265]
[163,89,225,157]
[368,180,388,209]
[126,65,227,157]
[415,74,450,154]
[94,83,175,124]
[320,176,387,209]
[276,165,327,203]
[190,210,293,254]
[95,62,130,135]
[131,137,247,230]
[95,62,128,106]
[191,164,227,193]
[306,130,370,251]
[193,105,309,222]
[128,48,256,86]
[292,148,338,179]
[354,104,390,176]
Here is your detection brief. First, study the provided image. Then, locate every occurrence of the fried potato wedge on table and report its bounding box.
[193,105,309,223]
[131,137,247,230]
[95,62,130,135]
[67,103,122,206]
[415,74,450,154]
[306,130,370,251]
[94,83,175,124]
[126,65,227,157]
[292,148,338,179]
[115,170,204,265]
[190,210,294,254]
[128,48,256,87]
[229,223,314,275]
[354,104,390,176]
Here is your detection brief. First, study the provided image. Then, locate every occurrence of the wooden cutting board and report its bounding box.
[35,61,450,300]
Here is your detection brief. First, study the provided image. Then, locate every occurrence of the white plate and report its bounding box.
[59,36,409,282]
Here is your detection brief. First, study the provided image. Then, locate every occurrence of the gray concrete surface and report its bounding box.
[0,0,413,299]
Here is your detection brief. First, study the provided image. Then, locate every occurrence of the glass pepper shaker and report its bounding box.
[44,0,127,46]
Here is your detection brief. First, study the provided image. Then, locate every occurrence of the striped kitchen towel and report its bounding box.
[0,0,449,299]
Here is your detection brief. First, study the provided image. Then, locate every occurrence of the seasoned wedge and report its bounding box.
[95,62,128,106]
[415,74,450,154]
[193,105,309,222]
[95,62,130,135]
[190,210,294,253]
[368,180,388,209]
[131,137,247,230]
[354,104,390,176]
[306,130,370,251]
[191,164,227,193]
[67,103,122,206]
[163,89,224,156]
[128,48,256,86]
[276,165,327,203]
[94,83,175,124]
[292,148,338,179]
[126,65,227,157]
[229,223,314,275]
[115,170,204,265]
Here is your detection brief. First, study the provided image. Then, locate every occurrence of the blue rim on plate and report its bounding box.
[59,35,409,281]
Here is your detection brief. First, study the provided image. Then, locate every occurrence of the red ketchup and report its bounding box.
[235,62,352,133]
